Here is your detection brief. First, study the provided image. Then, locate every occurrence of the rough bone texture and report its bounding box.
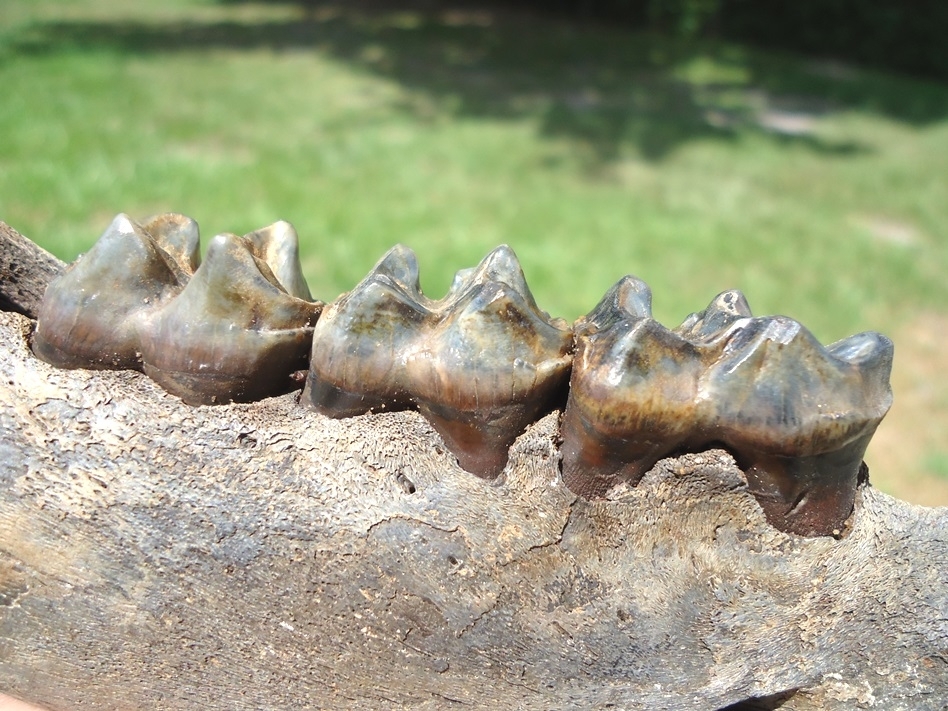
[1,222,947,710]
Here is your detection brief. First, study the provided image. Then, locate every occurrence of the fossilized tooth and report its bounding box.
[406,246,573,479]
[140,231,322,406]
[302,245,573,479]
[561,281,893,537]
[32,213,199,370]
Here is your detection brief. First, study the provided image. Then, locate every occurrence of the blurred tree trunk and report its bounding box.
[1,221,947,710]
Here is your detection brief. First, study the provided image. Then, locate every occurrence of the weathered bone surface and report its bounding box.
[32,215,322,405]
[561,277,894,536]
[302,244,573,479]
[2,221,948,710]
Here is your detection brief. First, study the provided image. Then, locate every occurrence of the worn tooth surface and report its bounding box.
[32,213,198,370]
[408,247,573,479]
[141,231,322,406]
[302,244,573,479]
[561,283,893,537]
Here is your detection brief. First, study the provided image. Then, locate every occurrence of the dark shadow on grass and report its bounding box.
[8,1,947,162]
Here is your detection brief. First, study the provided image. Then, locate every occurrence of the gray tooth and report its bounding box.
[32,213,198,370]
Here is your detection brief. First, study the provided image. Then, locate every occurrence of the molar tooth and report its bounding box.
[32,213,198,370]
[409,276,573,479]
[302,244,573,479]
[561,282,893,537]
[140,230,322,406]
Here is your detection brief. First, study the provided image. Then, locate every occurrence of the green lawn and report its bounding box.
[3,0,947,503]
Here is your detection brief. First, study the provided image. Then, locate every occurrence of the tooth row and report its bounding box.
[31,214,894,537]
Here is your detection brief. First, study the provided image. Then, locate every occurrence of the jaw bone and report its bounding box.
[302,244,573,479]
[561,277,893,537]
[33,214,322,405]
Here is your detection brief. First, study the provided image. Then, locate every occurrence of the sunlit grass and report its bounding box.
[2,0,947,502]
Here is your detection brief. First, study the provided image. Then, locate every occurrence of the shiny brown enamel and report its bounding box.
[140,231,322,405]
[302,245,572,479]
[32,213,199,370]
[33,214,321,405]
[561,279,893,537]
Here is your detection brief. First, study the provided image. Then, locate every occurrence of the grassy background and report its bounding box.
[2,0,947,504]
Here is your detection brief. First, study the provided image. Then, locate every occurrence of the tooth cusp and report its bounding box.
[32,213,198,370]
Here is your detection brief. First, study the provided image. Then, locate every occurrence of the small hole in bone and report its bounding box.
[446,555,459,566]
[395,471,416,495]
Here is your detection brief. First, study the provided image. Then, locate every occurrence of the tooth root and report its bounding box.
[243,221,313,301]
[561,282,893,536]
[302,244,572,479]
[140,231,322,406]
[32,213,192,370]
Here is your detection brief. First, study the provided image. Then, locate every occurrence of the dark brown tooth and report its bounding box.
[140,231,322,406]
[32,213,198,370]
[561,278,702,497]
[561,283,893,537]
[302,245,572,479]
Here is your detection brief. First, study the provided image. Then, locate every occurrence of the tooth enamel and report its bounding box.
[302,244,572,479]
[243,221,313,301]
[32,213,198,370]
[561,282,893,536]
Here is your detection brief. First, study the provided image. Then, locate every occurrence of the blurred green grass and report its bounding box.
[2,0,947,503]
